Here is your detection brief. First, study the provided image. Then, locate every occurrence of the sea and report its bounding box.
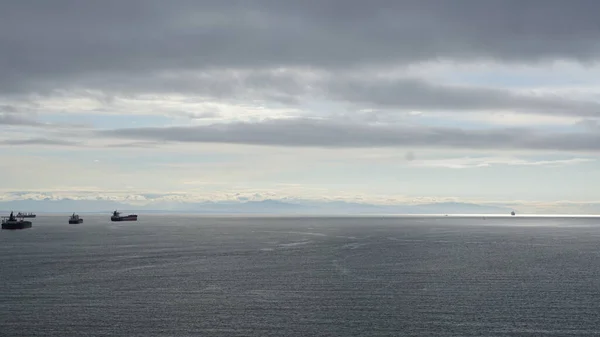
[1,215,600,336]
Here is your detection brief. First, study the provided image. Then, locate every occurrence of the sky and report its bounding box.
[2,0,600,213]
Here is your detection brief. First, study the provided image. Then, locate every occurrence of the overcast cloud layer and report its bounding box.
[3,0,600,148]
[1,1,600,107]
[3,0,600,83]
[2,1,600,208]
[2,1,600,89]
[98,118,600,152]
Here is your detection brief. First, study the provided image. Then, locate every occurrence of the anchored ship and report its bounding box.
[2,211,33,230]
[110,210,138,222]
[69,213,83,224]
[16,212,36,218]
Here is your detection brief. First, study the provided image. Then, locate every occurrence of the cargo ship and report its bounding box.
[110,210,138,222]
[69,213,83,224]
[2,211,33,230]
[16,212,36,218]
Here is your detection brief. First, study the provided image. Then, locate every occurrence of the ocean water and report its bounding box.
[1,215,600,336]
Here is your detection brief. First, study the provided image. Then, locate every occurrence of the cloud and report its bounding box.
[4,1,600,73]
[5,69,600,123]
[0,112,91,130]
[172,110,221,120]
[0,113,45,127]
[0,138,81,146]
[0,105,20,113]
[2,1,600,95]
[103,71,600,118]
[322,76,600,117]
[3,189,600,215]
[3,0,600,211]
[1,1,600,128]
[576,118,600,130]
[103,141,166,148]
[98,118,600,152]
[407,156,594,169]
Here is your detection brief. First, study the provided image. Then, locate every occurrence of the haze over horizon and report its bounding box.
[2,1,600,214]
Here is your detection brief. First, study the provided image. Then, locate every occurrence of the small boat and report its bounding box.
[110,210,138,222]
[68,213,83,224]
[16,212,36,218]
[2,211,33,230]
[511,211,516,216]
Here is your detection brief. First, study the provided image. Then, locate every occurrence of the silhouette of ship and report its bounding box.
[110,210,138,222]
[16,212,36,218]
[69,213,83,224]
[2,211,33,230]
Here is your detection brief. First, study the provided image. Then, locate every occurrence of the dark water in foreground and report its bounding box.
[1,215,600,336]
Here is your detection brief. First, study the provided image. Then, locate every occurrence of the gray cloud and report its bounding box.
[172,110,221,120]
[53,71,600,119]
[0,113,45,127]
[321,77,600,117]
[576,119,600,130]
[0,105,20,113]
[408,156,594,169]
[0,137,81,146]
[0,112,91,129]
[103,141,167,148]
[98,118,600,152]
[2,0,600,95]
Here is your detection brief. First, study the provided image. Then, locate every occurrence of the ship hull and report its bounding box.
[69,219,83,224]
[2,221,33,230]
[111,215,138,222]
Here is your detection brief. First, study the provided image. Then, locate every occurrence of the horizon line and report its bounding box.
[4,212,600,218]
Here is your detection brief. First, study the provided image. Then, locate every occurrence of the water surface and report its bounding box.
[1,215,599,336]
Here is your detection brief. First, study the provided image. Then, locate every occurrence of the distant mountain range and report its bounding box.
[0,198,515,215]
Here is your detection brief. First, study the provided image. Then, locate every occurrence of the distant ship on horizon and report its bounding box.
[16,212,36,218]
[69,213,83,224]
[110,210,138,222]
[2,211,33,230]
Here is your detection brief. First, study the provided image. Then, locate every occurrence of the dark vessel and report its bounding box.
[2,211,33,230]
[69,213,83,224]
[16,212,36,218]
[511,211,516,216]
[111,210,138,222]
